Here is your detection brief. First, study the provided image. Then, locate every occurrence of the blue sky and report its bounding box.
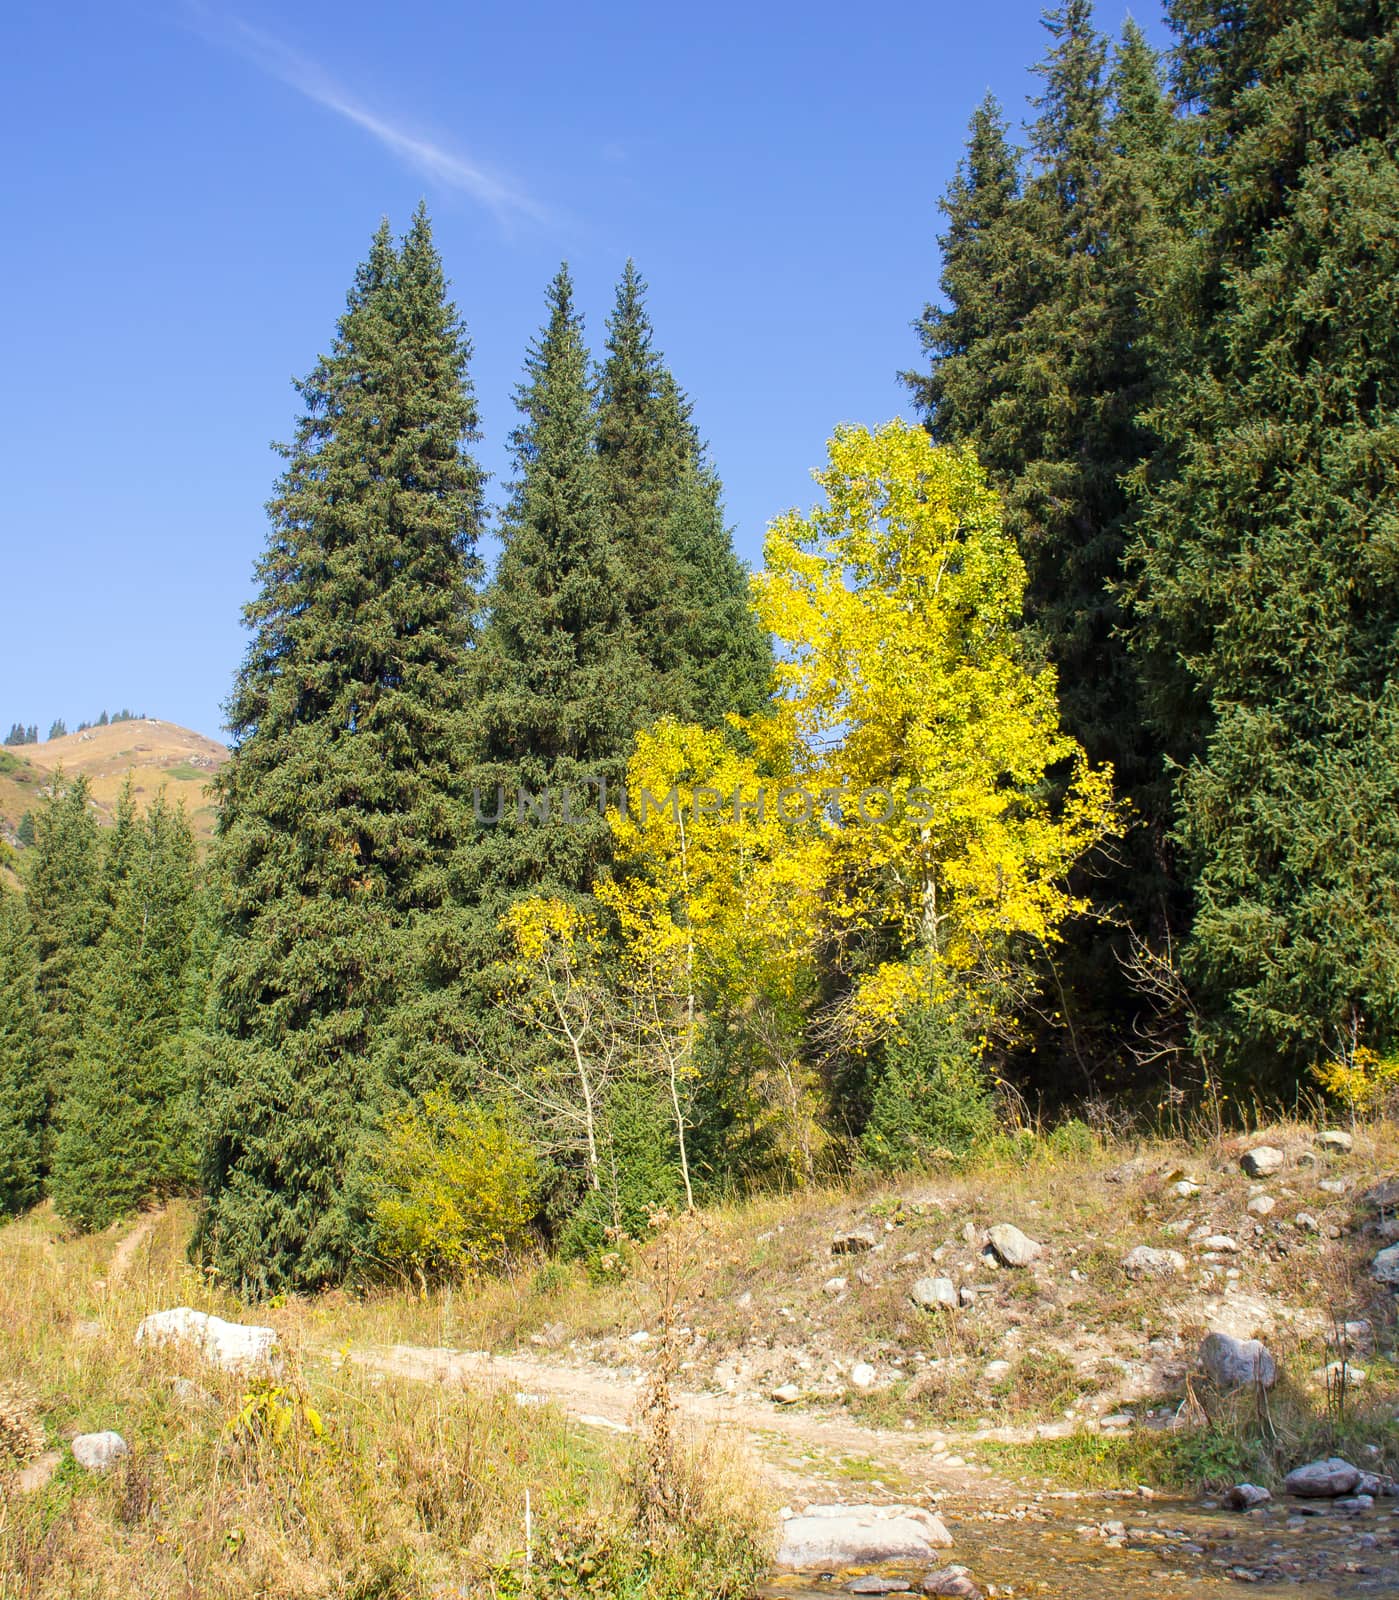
[0,0,1168,741]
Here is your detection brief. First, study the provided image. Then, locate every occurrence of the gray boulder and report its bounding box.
[1223,1483,1272,1510]
[1284,1457,1361,1498]
[986,1223,1042,1267]
[72,1431,128,1472]
[1372,1242,1399,1284]
[1122,1245,1185,1280]
[1241,1146,1284,1178]
[1200,1331,1278,1390]
[910,1276,958,1311]
[775,1502,953,1569]
[1315,1129,1353,1154]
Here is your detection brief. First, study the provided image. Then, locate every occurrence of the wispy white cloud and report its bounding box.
[183,4,547,224]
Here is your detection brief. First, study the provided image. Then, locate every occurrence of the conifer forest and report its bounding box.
[4,0,1399,1298]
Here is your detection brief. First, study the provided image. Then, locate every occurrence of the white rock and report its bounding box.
[1319,1178,1348,1195]
[987,1224,1042,1267]
[850,1362,877,1390]
[774,1502,952,1569]
[984,1359,1011,1381]
[1200,1234,1240,1253]
[1200,1331,1277,1390]
[1122,1245,1185,1280]
[910,1276,959,1311]
[1294,1212,1319,1233]
[771,1382,801,1404]
[1241,1146,1284,1178]
[627,1330,650,1345]
[1173,1180,1202,1198]
[1284,1457,1361,1498]
[1315,1129,1353,1154]
[1246,1195,1275,1217]
[72,1431,128,1472]
[135,1307,279,1372]
[823,1276,848,1296]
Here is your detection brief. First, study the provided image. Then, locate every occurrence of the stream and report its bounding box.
[754,1490,1399,1598]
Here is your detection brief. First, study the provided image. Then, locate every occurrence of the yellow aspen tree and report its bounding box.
[750,420,1118,1045]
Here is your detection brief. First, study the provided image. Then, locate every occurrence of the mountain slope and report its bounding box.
[0,720,228,848]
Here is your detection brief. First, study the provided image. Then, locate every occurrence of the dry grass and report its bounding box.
[0,1204,768,1599]
[318,1116,1399,1462]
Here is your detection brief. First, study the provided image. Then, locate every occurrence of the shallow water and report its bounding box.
[755,1492,1399,1598]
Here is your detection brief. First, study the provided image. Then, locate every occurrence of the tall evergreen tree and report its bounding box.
[201,208,485,1291]
[24,772,102,1165]
[905,10,1177,1084]
[51,792,197,1230]
[0,891,43,1215]
[1126,0,1399,1082]
[459,266,636,973]
[596,263,770,726]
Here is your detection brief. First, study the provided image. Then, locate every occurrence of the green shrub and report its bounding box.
[1046,1117,1097,1160]
[859,1006,997,1170]
[368,1088,538,1280]
[558,1083,682,1264]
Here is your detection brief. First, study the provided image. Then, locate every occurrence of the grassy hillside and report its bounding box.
[0,721,228,849]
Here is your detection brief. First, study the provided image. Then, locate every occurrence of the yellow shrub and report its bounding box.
[1311,1044,1399,1114]
[369,1089,538,1279]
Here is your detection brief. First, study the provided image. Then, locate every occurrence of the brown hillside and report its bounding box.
[0,719,229,846]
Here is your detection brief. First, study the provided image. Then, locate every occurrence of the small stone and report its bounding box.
[833,1227,879,1255]
[961,1222,978,1245]
[1315,1129,1353,1154]
[1334,1494,1374,1511]
[771,1383,801,1404]
[1173,1179,1202,1198]
[983,1360,1011,1381]
[1294,1212,1319,1233]
[627,1330,650,1344]
[1200,1331,1278,1390]
[824,1276,848,1296]
[910,1276,959,1311]
[1241,1146,1284,1178]
[1283,1457,1361,1498]
[849,1579,913,1594]
[13,1449,62,1494]
[1122,1245,1186,1280]
[850,1362,878,1390]
[72,1431,128,1472]
[1318,1178,1347,1195]
[1224,1483,1273,1510]
[1200,1234,1240,1252]
[986,1223,1042,1267]
[1373,1242,1399,1284]
[1100,1412,1133,1429]
[1246,1195,1275,1217]
[1314,1361,1366,1386]
[921,1569,981,1598]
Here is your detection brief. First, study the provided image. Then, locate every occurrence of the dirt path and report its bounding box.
[106,1210,160,1285]
[338,1341,1049,1500]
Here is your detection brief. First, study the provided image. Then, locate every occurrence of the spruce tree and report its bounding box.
[1126,0,1399,1081]
[460,265,636,974]
[597,263,770,726]
[24,772,102,1165]
[905,11,1177,1084]
[0,891,43,1214]
[201,208,485,1290]
[51,792,197,1230]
